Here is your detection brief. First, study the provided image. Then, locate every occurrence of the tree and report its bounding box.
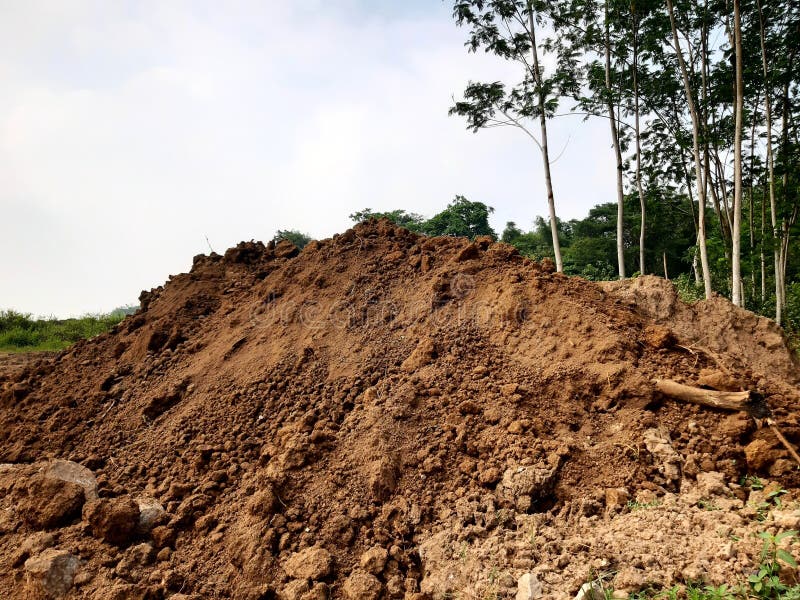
[350,198,496,240]
[731,0,745,306]
[666,0,713,299]
[450,0,579,272]
[349,209,426,232]
[272,230,312,249]
[422,196,497,239]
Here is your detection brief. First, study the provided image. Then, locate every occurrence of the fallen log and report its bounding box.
[654,379,800,468]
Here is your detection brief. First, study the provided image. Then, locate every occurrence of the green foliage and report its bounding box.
[421,196,496,239]
[0,309,128,353]
[349,209,426,233]
[350,197,496,240]
[272,229,313,249]
[748,530,798,598]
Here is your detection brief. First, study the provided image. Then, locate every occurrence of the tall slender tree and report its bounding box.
[449,0,578,272]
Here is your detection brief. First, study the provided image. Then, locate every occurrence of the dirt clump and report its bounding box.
[0,220,798,598]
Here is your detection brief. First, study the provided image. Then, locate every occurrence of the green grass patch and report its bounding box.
[0,308,134,353]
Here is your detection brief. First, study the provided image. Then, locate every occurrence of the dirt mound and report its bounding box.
[1,220,799,599]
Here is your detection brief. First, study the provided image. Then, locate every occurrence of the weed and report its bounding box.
[741,475,766,490]
[698,499,721,511]
[747,530,798,598]
[627,499,661,511]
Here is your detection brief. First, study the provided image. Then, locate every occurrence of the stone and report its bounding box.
[246,486,278,518]
[135,496,165,534]
[496,461,560,512]
[744,439,781,471]
[696,471,728,497]
[643,428,681,482]
[302,583,329,600]
[516,573,542,600]
[280,579,310,600]
[359,545,388,575]
[574,582,604,600]
[22,475,85,529]
[44,459,98,501]
[24,549,80,598]
[83,496,140,545]
[604,487,630,511]
[283,546,334,580]
[150,525,176,549]
[342,570,382,600]
[13,532,56,567]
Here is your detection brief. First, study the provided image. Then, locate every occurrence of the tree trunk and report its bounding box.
[757,0,782,324]
[732,0,744,307]
[632,11,646,275]
[528,7,563,273]
[667,0,713,299]
[604,0,626,279]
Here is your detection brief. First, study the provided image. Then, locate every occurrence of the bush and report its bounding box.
[0,309,128,352]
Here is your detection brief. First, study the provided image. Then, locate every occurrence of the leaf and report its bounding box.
[777,548,798,568]
[775,530,798,543]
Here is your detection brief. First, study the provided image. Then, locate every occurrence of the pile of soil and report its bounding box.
[1,219,799,600]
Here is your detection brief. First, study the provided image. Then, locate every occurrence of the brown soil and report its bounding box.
[1,220,799,599]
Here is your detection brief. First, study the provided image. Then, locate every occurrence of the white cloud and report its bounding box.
[0,1,616,316]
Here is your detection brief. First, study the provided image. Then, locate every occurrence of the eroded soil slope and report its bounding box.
[1,220,799,599]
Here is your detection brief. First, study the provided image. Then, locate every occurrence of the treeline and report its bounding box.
[447,0,799,326]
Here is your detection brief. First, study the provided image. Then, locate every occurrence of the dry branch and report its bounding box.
[654,379,755,412]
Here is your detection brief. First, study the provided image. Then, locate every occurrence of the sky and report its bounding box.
[0,0,616,317]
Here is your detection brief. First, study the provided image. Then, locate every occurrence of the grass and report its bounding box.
[0,308,134,352]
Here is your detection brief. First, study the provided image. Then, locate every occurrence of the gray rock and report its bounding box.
[574,582,604,600]
[516,573,543,600]
[135,496,165,533]
[24,548,80,598]
[44,460,98,501]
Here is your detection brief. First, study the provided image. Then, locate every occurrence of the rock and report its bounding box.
[745,439,781,471]
[115,543,155,581]
[360,545,388,575]
[22,475,85,529]
[84,496,140,545]
[696,471,728,497]
[516,573,542,600]
[279,579,310,600]
[13,532,56,567]
[150,525,176,549]
[643,428,681,482]
[342,570,382,600]
[135,496,165,534]
[769,458,796,477]
[642,325,674,349]
[604,487,630,511]
[24,549,80,598]
[367,458,398,501]
[44,459,98,500]
[283,546,334,580]
[496,460,561,512]
[247,486,278,518]
[574,582,604,600]
[303,583,329,600]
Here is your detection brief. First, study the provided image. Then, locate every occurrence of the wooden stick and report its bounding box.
[654,379,754,412]
[767,419,800,468]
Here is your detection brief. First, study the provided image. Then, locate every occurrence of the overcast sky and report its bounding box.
[1,0,616,317]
